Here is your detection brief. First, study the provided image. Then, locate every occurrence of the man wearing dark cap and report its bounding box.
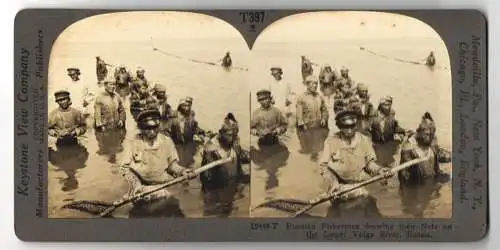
[250,89,288,145]
[296,75,329,161]
[66,68,81,82]
[318,108,392,215]
[48,90,87,146]
[119,109,196,210]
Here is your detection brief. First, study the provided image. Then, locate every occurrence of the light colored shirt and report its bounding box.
[296,91,329,128]
[121,134,185,184]
[251,106,288,136]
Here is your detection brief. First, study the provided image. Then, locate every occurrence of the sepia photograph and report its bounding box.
[249,11,453,218]
[47,11,251,218]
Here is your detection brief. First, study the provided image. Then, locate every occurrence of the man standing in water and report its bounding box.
[250,89,288,145]
[398,112,451,186]
[353,83,376,135]
[250,89,290,191]
[296,75,329,161]
[48,90,87,146]
[368,96,410,168]
[168,98,204,168]
[199,116,244,217]
[119,109,196,217]
[268,67,292,117]
[301,56,314,81]
[131,67,149,95]
[318,108,393,217]
[95,56,109,85]
[94,77,127,163]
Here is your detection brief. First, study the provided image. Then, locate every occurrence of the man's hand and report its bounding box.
[250,129,258,136]
[320,119,327,127]
[297,124,305,131]
[181,169,197,180]
[48,130,58,138]
[378,168,394,178]
[117,120,124,128]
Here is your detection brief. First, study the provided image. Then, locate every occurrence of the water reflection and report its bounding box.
[95,128,126,164]
[399,177,449,218]
[129,197,186,218]
[251,137,290,190]
[48,143,89,192]
[326,196,382,218]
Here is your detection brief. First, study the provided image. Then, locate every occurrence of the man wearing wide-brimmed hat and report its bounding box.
[250,89,288,146]
[318,107,392,216]
[48,90,87,146]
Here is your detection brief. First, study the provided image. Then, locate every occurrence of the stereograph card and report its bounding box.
[13,9,488,242]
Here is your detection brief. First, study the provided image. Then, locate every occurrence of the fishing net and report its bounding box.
[62,200,114,215]
[252,198,310,213]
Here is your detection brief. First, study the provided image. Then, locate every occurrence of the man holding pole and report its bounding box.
[318,107,393,216]
[119,109,196,207]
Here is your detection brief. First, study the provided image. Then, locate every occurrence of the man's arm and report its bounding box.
[320,96,329,122]
[277,109,288,134]
[48,110,59,136]
[93,96,103,128]
[118,97,126,122]
[295,96,305,127]
[73,109,87,136]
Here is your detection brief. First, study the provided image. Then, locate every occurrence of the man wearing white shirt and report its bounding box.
[268,67,292,117]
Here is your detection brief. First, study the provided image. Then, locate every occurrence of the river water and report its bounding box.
[47,38,252,218]
[249,36,452,218]
[47,12,452,219]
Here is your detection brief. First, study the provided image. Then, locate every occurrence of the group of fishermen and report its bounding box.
[50,56,249,217]
[251,56,451,215]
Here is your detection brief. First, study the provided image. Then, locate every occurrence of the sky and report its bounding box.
[54,11,444,45]
[53,11,244,45]
[257,11,443,42]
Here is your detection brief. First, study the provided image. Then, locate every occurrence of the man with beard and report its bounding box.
[296,75,328,161]
[199,115,245,217]
[368,96,411,168]
[354,83,376,135]
[398,112,451,186]
[168,98,204,168]
[318,108,393,217]
[151,84,173,119]
[48,90,87,146]
[119,109,197,217]
[250,89,288,146]
[94,77,127,163]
